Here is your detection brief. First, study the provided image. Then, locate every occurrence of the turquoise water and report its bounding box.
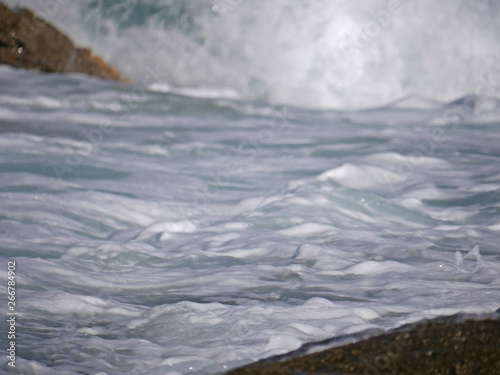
[1,1,500,374]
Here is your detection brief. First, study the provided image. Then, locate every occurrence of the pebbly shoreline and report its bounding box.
[226,313,500,375]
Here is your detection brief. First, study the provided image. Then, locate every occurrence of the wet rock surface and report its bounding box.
[0,2,127,82]
[227,314,500,375]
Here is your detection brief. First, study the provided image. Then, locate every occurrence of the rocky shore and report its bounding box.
[227,314,500,375]
[0,2,127,82]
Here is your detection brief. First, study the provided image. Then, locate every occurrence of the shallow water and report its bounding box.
[1,65,500,374]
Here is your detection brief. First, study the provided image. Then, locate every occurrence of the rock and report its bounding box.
[226,314,500,375]
[0,2,128,82]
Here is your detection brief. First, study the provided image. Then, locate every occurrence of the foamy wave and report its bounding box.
[5,0,500,109]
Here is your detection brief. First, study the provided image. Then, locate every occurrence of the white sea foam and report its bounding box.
[318,163,405,191]
[149,83,242,100]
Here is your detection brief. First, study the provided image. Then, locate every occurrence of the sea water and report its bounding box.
[1,1,500,374]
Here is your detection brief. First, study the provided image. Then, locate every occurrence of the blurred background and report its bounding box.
[4,0,500,109]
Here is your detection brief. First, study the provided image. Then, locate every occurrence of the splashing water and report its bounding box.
[4,0,500,109]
